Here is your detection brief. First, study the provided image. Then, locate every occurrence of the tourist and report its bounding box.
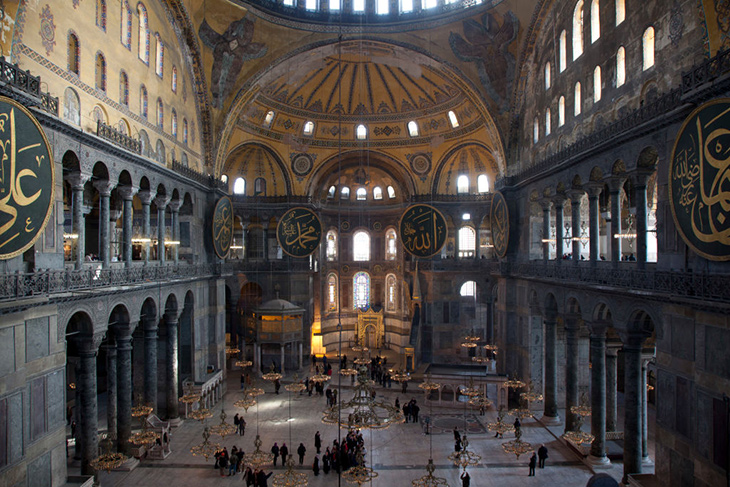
[315,431,322,453]
[298,442,307,464]
[538,444,548,468]
[271,442,280,466]
[280,442,288,465]
[529,452,537,476]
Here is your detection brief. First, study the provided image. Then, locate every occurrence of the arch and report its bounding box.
[109,303,132,330]
[353,271,371,309]
[121,1,132,48]
[385,274,398,312]
[592,301,613,323]
[68,31,80,75]
[353,230,371,261]
[326,273,338,312]
[326,229,338,261]
[137,2,150,63]
[164,292,179,317]
[637,146,659,169]
[222,143,292,196]
[385,227,397,260]
[95,52,107,92]
[627,308,657,336]
[573,0,584,60]
[431,142,500,195]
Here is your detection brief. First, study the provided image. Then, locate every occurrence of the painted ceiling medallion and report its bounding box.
[409,153,432,176]
[291,153,313,177]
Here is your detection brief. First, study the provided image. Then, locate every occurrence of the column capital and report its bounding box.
[137,189,154,205]
[75,332,106,356]
[93,180,115,197]
[141,315,158,332]
[564,314,583,330]
[566,188,585,204]
[606,176,627,193]
[154,195,171,209]
[168,199,182,213]
[117,185,138,201]
[630,168,654,188]
[538,198,552,211]
[551,193,566,207]
[584,182,604,198]
[109,209,122,221]
[620,331,647,350]
[587,321,609,337]
[164,310,180,324]
[66,172,91,190]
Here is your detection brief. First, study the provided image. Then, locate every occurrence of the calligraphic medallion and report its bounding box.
[399,204,447,258]
[212,196,233,259]
[276,207,322,258]
[490,191,510,258]
[0,97,55,260]
[670,98,730,260]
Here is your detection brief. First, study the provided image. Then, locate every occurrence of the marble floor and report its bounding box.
[70,365,654,487]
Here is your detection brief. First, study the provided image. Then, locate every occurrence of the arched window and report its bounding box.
[171,109,177,138]
[460,280,476,297]
[545,109,551,136]
[643,27,655,70]
[303,121,314,136]
[408,121,419,137]
[387,186,396,198]
[544,62,551,90]
[423,0,437,8]
[92,106,105,127]
[593,66,602,102]
[140,85,148,118]
[233,177,245,195]
[264,111,275,128]
[574,82,582,115]
[373,187,383,200]
[533,116,539,143]
[376,0,389,14]
[137,3,149,63]
[64,88,81,125]
[155,139,165,164]
[68,32,80,75]
[353,0,365,12]
[95,52,106,92]
[591,0,600,43]
[356,187,367,200]
[306,0,317,10]
[615,0,625,25]
[327,185,336,199]
[183,118,188,144]
[254,178,266,196]
[156,98,164,129]
[341,186,350,199]
[155,34,164,77]
[616,46,626,87]
[477,174,489,193]
[330,0,340,10]
[96,0,107,30]
[573,1,584,61]
[559,30,567,72]
[353,272,370,309]
[353,231,370,261]
[457,175,469,194]
[458,226,476,258]
[327,274,338,311]
[400,0,413,12]
[221,174,228,184]
[448,110,459,128]
[385,228,397,260]
[121,1,132,49]
[171,66,177,93]
[326,230,337,261]
[386,274,397,312]
[283,0,293,5]
[119,71,129,106]
[356,124,367,140]
[558,96,565,126]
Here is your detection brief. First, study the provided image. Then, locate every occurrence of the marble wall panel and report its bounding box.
[25,317,50,363]
[0,326,15,376]
[670,316,694,361]
[704,326,730,380]
[26,451,51,487]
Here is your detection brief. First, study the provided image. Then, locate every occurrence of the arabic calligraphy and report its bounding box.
[399,204,447,258]
[277,207,322,258]
[670,99,730,260]
[212,197,233,259]
[0,97,54,260]
[490,191,509,258]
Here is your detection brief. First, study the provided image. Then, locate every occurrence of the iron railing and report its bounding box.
[0,56,58,116]
[171,160,225,189]
[97,120,142,154]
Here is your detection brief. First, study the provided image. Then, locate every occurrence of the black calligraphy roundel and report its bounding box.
[490,191,510,258]
[399,204,447,258]
[212,196,233,259]
[670,98,730,261]
[277,207,322,258]
[0,97,55,260]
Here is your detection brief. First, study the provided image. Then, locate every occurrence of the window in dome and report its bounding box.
[327,274,338,311]
[558,96,565,126]
[385,229,397,260]
[95,52,106,92]
[341,186,350,199]
[591,0,600,43]
[171,109,177,138]
[138,3,149,64]
[376,0,389,14]
[97,0,107,31]
[462,213,471,221]
[140,85,148,118]
[408,121,419,137]
[574,82,582,115]
[616,46,626,87]
[303,121,315,136]
[356,124,367,140]
[283,0,294,5]
[353,272,370,309]
[121,1,132,49]
[157,98,164,129]
[155,33,164,77]
[263,110,275,128]
[172,66,177,93]
[458,226,476,258]
[615,0,625,25]
[387,186,396,199]
[183,118,188,145]
[306,0,316,10]
[330,0,340,10]
[545,109,551,136]
[559,30,567,72]
[221,175,228,184]
[448,110,459,128]
[643,27,655,71]
[233,178,245,195]
[326,230,337,261]
[353,231,370,261]
[545,62,551,90]
[254,178,266,196]
[400,0,413,13]
[593,66,602,102]
[373,187,383,200]
[477,174,489,193]
[534,116,539,143]
[386,274,397,312]
[457,175,469,194]
[119,71,129,106]
[460,280,476,297]
[573,1,584,61]
[356,188,367,201]
[353,0,365,12]
[68,33,80,75]
[423,0,437,9]
[327,185,336,199]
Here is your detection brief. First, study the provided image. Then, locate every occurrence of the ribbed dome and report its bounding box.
[256,298,303,311]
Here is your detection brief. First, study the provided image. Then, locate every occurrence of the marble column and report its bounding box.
[143,316,158,413]
[104,340,118,441]
[567,190,584,263]
[542,317,561,424]
[606,345,619,432]
[169,199,181,263]
[138,190,153,265]
[94,180,114,268]
[564,317,580,433]
[641,352,654,463]
[165,312,180,419]
[607,177,625,264]
[539,199,552,261]
[281,344,285,375]
[299,343,303,370]
[622,333,644,483]
[155,195,170,264]
[109,209,121,263]
[67,173,89,270]
[634,171,651,269]
[77,336,102,476]
[115,325,134,456]
[588,324,610,466]
[553,195,566,264]
[119,186,137,268]
[585,183,602,264]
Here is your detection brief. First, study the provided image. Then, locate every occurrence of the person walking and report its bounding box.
[453,427,461,443]
[271,442,280,466]
[537,444,548,468]
[218,447,228,477]
[243,467,254,486]
[297,443,306,465]
[313,455,320,476]
[460,471,470,487]
[275,379,281,395]
[239,417,246,436]
[280,442,289,465]
[323,449,331,474]
[528,452,537,476]
[314,431,322,453]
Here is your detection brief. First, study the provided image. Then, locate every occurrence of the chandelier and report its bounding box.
[190,426,220,460]
[390,369,410,383]
[502,425,533,459]
[460,341,477,349]
[351,345,368,353]
[353,356,370,366]
[520,381,544,403]
[129,428,159,448]
[468,394,493,410]
[131,402,153,420]
[179,383,201,405]
[448,435,481,471]
[322,372,404,430]
[235,359,253,368]
[90,433,127,473]
[310,372,331,383]
[209,409,237,438]
[486,407,515,437]
[411,458,448,487]
[460,378,482,397]
[502,377,526,389]
[418,373,440,392]
[244,434,274,468]
[272,457,309,487]
[226,346,241,356]
[472,355,491,364]
[262,365,283,382]
[284,374,306,393]
[189,407,214,422]
[483,344,499,354]
[342,450,378,486]
[339,367,359,376]
[561,395,594,445]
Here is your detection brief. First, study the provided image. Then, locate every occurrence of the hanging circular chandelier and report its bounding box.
[460,341,477,349]
[390,369,410,383]
[472,355,491,364]
[353,356,370,366]
[562,429,595,445]
[285,374,307,393]
[460,378,482,397]
[310,373,331,383]
[339,367,359,376]
[244,434,274,468]
[342,451,379,486]
[235,359,253,368]
[562,395,594,445]
[448,435,481,471]
[179,383,201,405]
[520,391,544,403]
[322,373,404,430]
[507,406,534,420]
[209,409,237,439]
[131,403,153,419]
[226,346,241,356]
[486,407,515,437]
[411,458,448,487]
[189,407,214,422]
[272,457,309,487]
[190,427,220,460]
[483,344,499,354]
[262,365,283,382]
[233,395,257,412]
[129,429,159,447]
[502,426,533,459]
[502,377,526,389]
[468,395,493,409]
[90,434,127,473]
[418,373,440,391]
[351,345,369,353]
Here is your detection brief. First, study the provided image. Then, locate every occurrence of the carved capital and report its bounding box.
[117,185,138,202]
[93,180,115,197]
[154,195,171,209]
[566,189,585,204]
[538,198,552,211]
[551,193,566,208]
[66,172,91,191]
[167,199,182,213]
[137,189,154,205]
[606,176,626,193]
[584,182,603,198]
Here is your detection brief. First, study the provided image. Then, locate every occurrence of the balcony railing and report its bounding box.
[97,120,141,154]
[171,160,225,189]
[0,56,58,116]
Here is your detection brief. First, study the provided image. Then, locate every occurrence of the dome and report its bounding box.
[255,298,303,312]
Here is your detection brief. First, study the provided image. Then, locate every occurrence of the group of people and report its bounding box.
[213,446,244,477]
[233,413,246,436]
[528,444,549,476]
[401,398,420,423]
[316,428,368,476]
[270,442,307,466]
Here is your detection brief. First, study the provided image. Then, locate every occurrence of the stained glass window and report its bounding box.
[353,272,370,310]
